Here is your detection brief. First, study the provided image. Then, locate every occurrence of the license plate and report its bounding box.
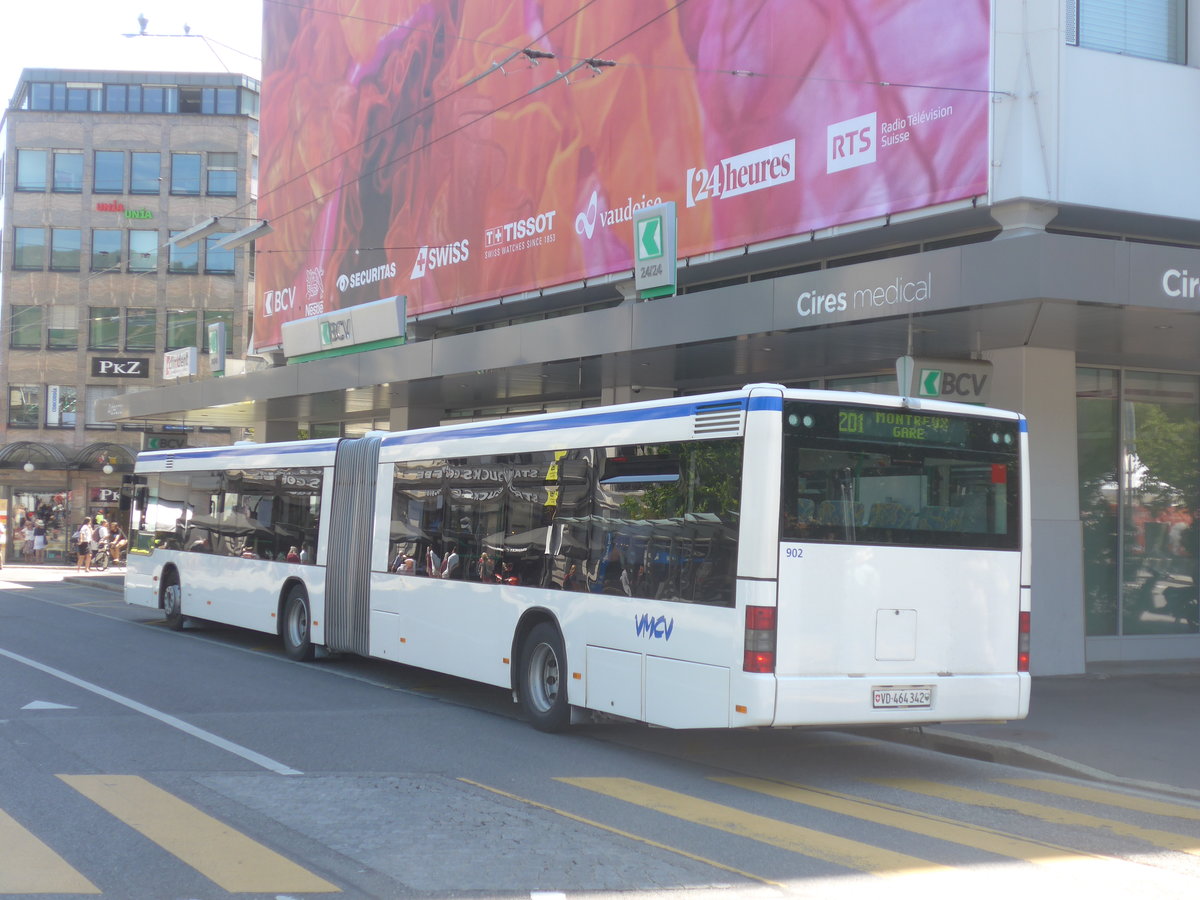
[872,686,933,709]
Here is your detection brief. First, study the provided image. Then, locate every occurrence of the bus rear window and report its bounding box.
[780,401,1020,550]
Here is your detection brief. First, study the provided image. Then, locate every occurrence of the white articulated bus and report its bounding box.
[125,384,1031,731]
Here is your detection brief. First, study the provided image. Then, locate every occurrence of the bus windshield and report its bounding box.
[780,400,1021,549]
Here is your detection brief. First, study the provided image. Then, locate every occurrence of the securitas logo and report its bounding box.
[575,190,664,240]
[262,286,296,318]
[827,112,876,173]
[685,139,795,208]
[336,261,396,293]
[410,241,469,279]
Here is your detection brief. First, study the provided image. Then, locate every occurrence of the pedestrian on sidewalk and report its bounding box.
[75,517,94,572]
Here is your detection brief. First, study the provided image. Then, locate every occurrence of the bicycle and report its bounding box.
[89,541,114,572]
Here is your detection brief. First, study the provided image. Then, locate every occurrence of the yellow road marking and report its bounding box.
[59,775,339,893]
[714,776,1099,864]
[998,778,1200,821]
[871,778,1200,858]
[0,808,99,894]
[459,778,778,886]
[558,776,950,877]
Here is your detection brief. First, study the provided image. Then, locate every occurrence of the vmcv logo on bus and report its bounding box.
[634,613,674,640]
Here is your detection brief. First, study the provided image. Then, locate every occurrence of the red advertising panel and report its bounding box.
[257,0,990,349]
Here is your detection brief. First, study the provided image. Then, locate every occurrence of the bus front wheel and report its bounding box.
[518,622,570,732]
[282,586,315,662]
[162,571,184,631]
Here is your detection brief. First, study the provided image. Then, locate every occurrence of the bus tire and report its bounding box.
[518,622,570,732]
[281,586,315,662]
[162,570,185,631]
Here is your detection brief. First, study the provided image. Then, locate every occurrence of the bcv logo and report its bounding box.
[827,112,876,173]
[634,613,674,641]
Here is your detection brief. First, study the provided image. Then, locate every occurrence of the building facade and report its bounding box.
[104,1,1200,673]
[0,68,259,562]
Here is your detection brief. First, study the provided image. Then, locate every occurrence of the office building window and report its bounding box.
[128,230,159,272]
[47,306,78,350]
[88,307,120,350]
[169,231,200,274]
[170,152,202,194]
[28,83,51,109]
[46,385,77,428]
[13,227,46,269]
[92,229,123,271]
[206,152,238,195]
[204,310,235,354]
[1068,0,1186,63]
[167,310,199,350]
[142,86,165,113]
[126,308,157,350]
[104,84,127,112]
[10,306,42,349]
[94,151,125,193]
[52,151,83,192]
[205,235,235,274]
[66,86,100,111]
[8,386,41,427]
[50,228,82,271]
[86,385,121,429]
[130,151,161,193]
[16,149,47,191]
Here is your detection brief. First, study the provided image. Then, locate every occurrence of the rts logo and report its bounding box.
[827,112,876,174]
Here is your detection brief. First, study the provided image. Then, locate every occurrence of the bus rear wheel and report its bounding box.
[518,622,570,732]
[282,586,315,661]
[162,570,184,631]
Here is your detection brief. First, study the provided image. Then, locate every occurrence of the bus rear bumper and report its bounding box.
[772,672,1031,727]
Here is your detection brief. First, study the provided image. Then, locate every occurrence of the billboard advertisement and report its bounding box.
[257,0,990,350]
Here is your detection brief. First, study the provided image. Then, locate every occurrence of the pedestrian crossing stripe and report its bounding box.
[997,778,1200,821]
[58,775,339,893]
[711,776,1098,865]
[0,809,99,894]
[869,778,1200,858]
[557,776,952,877]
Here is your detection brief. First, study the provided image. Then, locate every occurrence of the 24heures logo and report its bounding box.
[685,138,795,208]
[411,240,470,278]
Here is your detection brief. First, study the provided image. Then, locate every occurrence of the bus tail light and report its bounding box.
[1017,610,1030,672]
[743,605,777,673]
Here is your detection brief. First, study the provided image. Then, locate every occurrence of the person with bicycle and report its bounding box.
[108,523,127,566]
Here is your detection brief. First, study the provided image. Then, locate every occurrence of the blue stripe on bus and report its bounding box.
[138,440,341,463]
[380,396,756,448]
[1019,419,1028,433]
[748,395,783,412]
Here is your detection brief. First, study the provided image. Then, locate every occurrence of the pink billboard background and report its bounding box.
[257,0,990,350]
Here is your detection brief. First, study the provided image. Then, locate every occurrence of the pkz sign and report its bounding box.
[92,357,150,378]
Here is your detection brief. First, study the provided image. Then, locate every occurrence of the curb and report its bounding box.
[858,725,1200,803]
[63,575,125,594]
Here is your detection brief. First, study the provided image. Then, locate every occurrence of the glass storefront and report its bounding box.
[10,490,71,563]
[1078,368,1200,636]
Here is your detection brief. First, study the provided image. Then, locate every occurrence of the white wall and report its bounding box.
[985,346,1087,675]
[992,0,1200,219]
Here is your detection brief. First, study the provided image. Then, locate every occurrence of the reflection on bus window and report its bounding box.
[388,438,742,607]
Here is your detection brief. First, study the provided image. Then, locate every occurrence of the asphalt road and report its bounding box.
[2,579,1199,899]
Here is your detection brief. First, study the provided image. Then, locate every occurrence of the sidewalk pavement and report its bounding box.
[2,563,1198,801]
